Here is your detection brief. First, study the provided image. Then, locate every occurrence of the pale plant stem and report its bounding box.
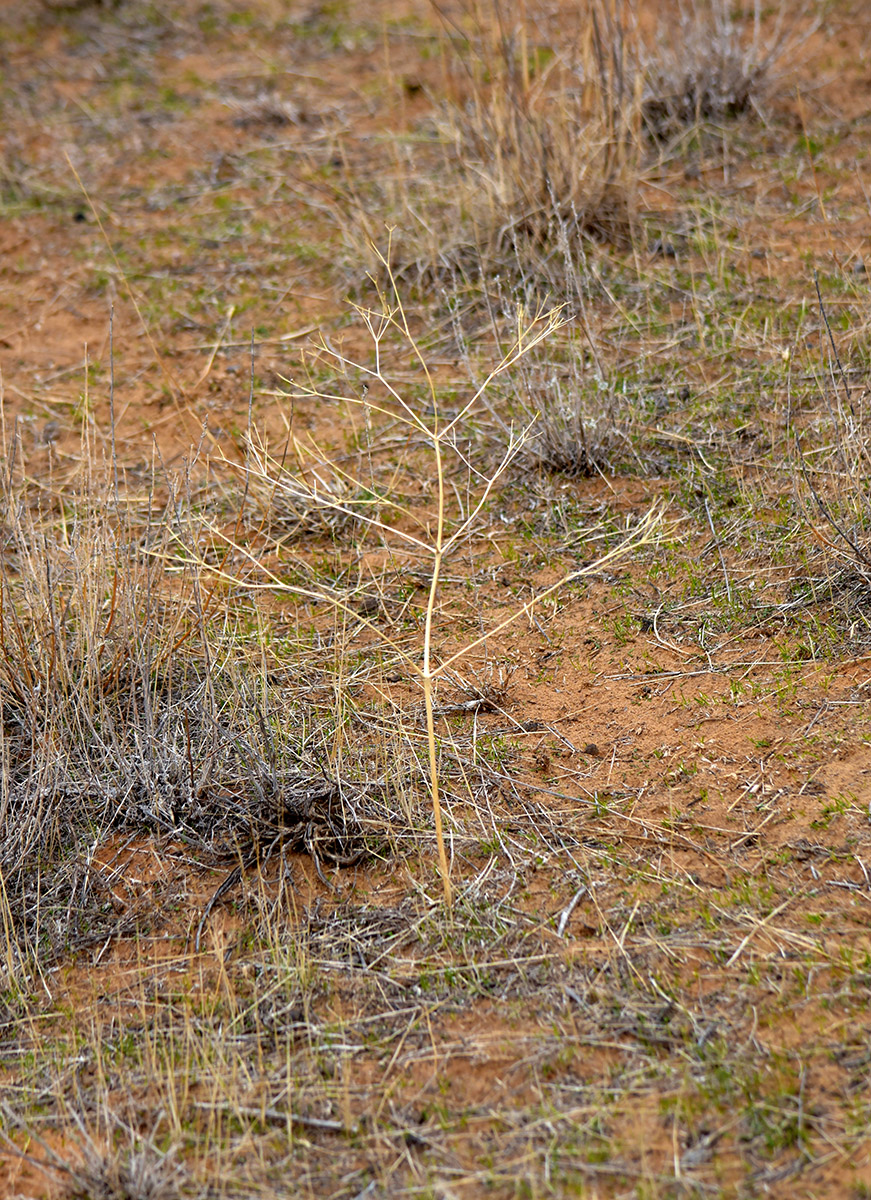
[422,357,453,906]
[423,669,451,908]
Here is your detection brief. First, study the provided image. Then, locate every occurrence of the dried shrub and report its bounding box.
[795,289,871,611]
[235,429,377,540]
[0,452,395,974]
[68,1142,185,1200]
[639,0,818,134]
[524,376,633,477]
[345,0,644,293]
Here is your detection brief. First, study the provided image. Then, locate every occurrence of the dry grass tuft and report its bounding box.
[795,287,871,616]
[639,0,818,134]
[347,0,643,294]
[526,392,629,477]
[437,1,640,248]
[520,363,634,478]
[0,459,205,968]
[236,428,377,540]
[1,1100,186,1200]
[461,254,638,479]
[67,1140,184,1200]
[0,442,403,975]
[343,0,815,295]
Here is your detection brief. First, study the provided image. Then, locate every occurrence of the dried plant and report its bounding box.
[524,376,633,477]
[208,256,663,904]
[794,280,871,606]
[342,0,643,293]
[2,1102,185,1200]
[0,445,399,976]
[238,427,376,539]
[639,0,819,134]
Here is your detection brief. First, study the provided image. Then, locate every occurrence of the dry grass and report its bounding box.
[793,283,871,627]
[2,1105,187,1200]
[342,0,643,294]
[0,437,412,981]
[639,0,819,134]
[3,1,871,1198]
[340,0,815,298]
